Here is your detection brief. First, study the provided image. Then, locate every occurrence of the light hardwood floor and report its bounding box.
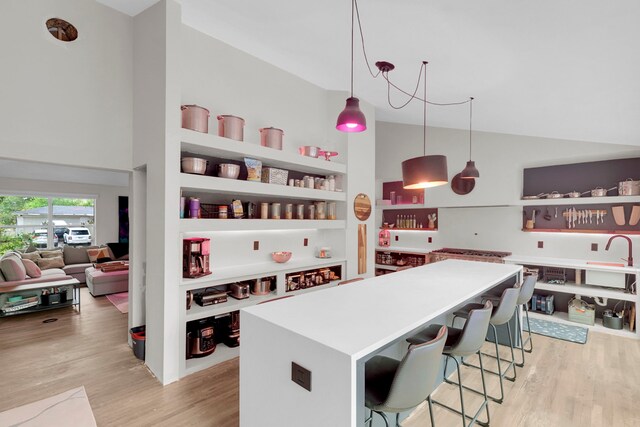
[1,290,638,426]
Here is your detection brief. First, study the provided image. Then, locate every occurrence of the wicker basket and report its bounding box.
[261,167,289,185]
[568,298,595,326]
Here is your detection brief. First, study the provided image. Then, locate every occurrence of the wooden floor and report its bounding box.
[1,290,639,426]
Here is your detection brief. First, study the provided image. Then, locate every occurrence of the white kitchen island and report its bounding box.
[239,260,522,427]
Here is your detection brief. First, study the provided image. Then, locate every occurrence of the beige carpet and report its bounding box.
[0,386,96,427]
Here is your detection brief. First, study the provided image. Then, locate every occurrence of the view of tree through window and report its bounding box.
[0,195,95,253]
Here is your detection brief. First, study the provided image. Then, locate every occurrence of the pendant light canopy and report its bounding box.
[461,97,480,179]
[336,0,366,133]
[400,62,448,189]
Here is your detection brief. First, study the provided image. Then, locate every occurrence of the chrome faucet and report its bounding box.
[605,234,633,267]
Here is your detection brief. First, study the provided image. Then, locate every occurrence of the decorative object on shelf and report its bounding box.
[630,205,640,226]
[525,209,536,229]
[231,200,244,219]
[182,237,211,278]
[427,213,437,230]
[328,201,337,220]
[619,178,640,196]
[229,283,250,300]
[181,105,209,133]
[378,228,390,247]
[285,266,341,292]
[186,290,193,310]
[461,97,480,179]
[218,205,228,219]
[316,247,332,259]
[451,173,476,195]
[272,251,292,263]
[270,203,281,219]
[353,193,372,221]
[217,163,240,180]
[284,203,293,219]
[46,18,79,42]
[358,224,367,274]
[259,127,283,150]
[298,145,320,158]
[181,157,208,175]
[318,150,339,161]
[531,294,555,315]
[194,290,228,307]
[590,186,616,197]
[612,205,625,226]
[244,158,262,182]
[186,318,216,359]
[261,167,288,185]
[251,278,273,295]
[335,0,366,132]
[180,196,186,219]
[217,115,245,141]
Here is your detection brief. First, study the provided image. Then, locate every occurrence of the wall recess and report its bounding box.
[46,18,78,42]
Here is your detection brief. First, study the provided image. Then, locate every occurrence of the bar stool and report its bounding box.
[364,326,448,427]
[452,284,520,404]
[482,273,537,367]
[406,301,493,427]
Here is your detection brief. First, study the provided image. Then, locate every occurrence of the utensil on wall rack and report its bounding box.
[630,205,640,226]
[612,205,625,226]
[544,208,552,221]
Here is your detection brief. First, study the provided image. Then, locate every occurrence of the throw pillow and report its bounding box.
[87,247,110,263]
[39,249,63,259]
[22,259,42,278]
[37,256,65,270]
[20,251,42,262]
[63,245,93,264]
[0,254,27,281]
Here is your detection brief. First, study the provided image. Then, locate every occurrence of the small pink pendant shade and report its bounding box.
[336,97,367,132]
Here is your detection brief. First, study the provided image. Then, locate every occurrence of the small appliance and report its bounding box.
[186,318,216,359]
[183,237,211,278]
[194,290,228,306]
[229,283,250,300]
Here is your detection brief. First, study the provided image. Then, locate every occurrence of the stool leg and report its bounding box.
[515,306,525,368]
[505,322,517,382]
[523,303,533,353]
[427,395,436,427]
[367,409,373,427]
[477,351,491,426]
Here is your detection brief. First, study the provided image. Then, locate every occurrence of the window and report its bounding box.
[0,195,95,253]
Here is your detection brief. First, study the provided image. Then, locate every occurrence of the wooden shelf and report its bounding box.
[534,281,636,302]
[181,129,346,176]
[375,246,431,254]
[379,227,437,232]
[180,219,345,233]
[376,203,427,210]
[180,173,346,202]
[186,292,277,321]
[184,344,239,376]
[521,228,640,235]
[375,264,399,271]
[528,311,636,339]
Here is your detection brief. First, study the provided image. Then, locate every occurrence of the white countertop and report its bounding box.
[504,254,639,274]
[243,260,521,360]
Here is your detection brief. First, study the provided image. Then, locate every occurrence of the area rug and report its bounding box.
[106,292,128,314]
[524,317,588,344]
[0,386,97,427]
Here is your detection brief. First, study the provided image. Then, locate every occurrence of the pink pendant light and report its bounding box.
[401,62,448,189]
[461,97,480,179]
[336,0,366,133]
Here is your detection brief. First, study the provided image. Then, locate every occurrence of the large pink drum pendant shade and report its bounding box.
[402,155,448,189]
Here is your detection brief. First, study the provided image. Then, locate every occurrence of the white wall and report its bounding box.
[0,176,129,244]
[376,121,640,261]
[0,0,133,171]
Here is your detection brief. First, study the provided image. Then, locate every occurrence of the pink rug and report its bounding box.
[106,292,128,314]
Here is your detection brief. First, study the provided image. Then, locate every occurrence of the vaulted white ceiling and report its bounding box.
[99,0,640,146]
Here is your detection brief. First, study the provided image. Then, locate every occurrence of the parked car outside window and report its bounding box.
[33,229,59,248]
[63,227,92,246]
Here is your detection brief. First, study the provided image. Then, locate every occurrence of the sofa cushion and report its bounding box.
[20,251,42,262]
[63,263,93,275]
[37,256,65,270]
[63,245,96,265]
[1,254,27,281]
[87,247,111,263]
[39,249,63,259]
[22,259,42,278]
[41,268,66,277]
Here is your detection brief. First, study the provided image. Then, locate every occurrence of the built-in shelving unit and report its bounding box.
[520,195,640,206]
[505,255,639,339]
[178,128,349,377]
[375,248,431,276]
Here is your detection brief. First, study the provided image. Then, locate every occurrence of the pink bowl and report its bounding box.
[271,251,292,263]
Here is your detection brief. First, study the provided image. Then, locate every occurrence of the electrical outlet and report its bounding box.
[428,237,432,243]
[538,241,544,249]
[591,243,598,251]
[303,238,308,247]
[395,235,399,242]
[291,362,311,392]
[253,241,259,251]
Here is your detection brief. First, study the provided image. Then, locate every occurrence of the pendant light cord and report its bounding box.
[469,97,474,160]
[350,0,355,97]
[423,61,427,156]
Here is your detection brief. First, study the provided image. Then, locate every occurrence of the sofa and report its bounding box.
[0,252,74,291]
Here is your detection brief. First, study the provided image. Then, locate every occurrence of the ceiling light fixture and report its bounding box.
[376,61,449,190]
[336,0,366,132]
[461,97,480,179]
